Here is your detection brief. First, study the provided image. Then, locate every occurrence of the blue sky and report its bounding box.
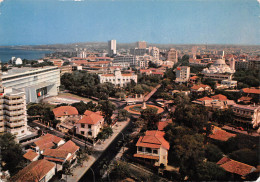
[0,0,259,45]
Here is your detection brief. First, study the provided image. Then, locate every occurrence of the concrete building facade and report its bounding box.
[108,40,117,56]
[98,68,137,87]
[2,66,60,103]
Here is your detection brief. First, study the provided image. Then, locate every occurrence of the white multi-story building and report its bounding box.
[149,47,160,61]
[113,55,136,67]
[2,66,60,103]
[98,68,137,87]
[108,40,117,56]
[0,70,28,139]
[175,66,190,83]
[202,59,235,81]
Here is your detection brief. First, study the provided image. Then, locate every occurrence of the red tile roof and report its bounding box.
[57,140,79,154]
[238,96,252,102]
[43,148,69,159]
[43,140,79,162]
[197,96,213,101]
[211,94,228,101]
[190,76,198,80]
[157,119,172,131]
[136,130,170,150]
[217,157,256,176]
[11,159,56,182]
[34,133,64,151]
[23,149,39,161]
[242,88,260,95]
[191,84,210,90]
[209,126,236,141]
[133,153,159,160]
[77,110,103,125]
[53,106,78,117]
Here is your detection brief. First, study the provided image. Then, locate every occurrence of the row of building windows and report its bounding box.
[2,67,59,81]
[138,147,158,154]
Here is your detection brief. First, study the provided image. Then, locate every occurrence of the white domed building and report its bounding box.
[202,59,235,81]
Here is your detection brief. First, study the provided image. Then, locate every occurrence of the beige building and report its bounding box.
[137,41,147,49]
[175,66,190,83]
[98,68,137,87]
[232,104,260,132]
[167,48,178,64]
[108,40,117,56]
[75,110,104,138]
[134,130,170,166]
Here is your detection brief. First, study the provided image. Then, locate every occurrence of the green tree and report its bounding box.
[229,148,259,166]
[140,107,160,130]
[62,161,72,180]
[0,133,26,175]
[205,144,223,162]
[118,109,129,121]
[98,100,116,125]
[195,161,228,181]
[76,149,89,166]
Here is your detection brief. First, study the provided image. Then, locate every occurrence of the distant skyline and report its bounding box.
[0,0,259,46]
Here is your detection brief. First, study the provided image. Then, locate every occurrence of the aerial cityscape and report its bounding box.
[0,0,259,182]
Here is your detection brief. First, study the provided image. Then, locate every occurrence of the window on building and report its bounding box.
[153,149,158,154]
[81,124,85,128]
[81,131,84,135]
[88,131,92,136]
[146,148,152,153]
[138,147,143,151]
[88,125,91,129]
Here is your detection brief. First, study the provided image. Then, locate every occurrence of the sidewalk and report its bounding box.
[65,119,130,182]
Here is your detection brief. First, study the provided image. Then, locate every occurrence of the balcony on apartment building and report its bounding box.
[6,120,26,128]
[4,98,24,105]
[5,115,25,122]
[5,109,24,116]
[0,127,4,133]
[4,104,24,111]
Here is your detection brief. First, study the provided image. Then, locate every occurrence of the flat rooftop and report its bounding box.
[2,66,58,77]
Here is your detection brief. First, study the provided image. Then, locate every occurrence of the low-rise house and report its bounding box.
[242,88,260,97]
[190,84,212,95]
[53,106,79,122]
[238,96,252,104]
[189,75,198,84]
[134,130,170,167]
[232,104,260,132]
[43,140,79,169]
[217,156,256,179]
[208,126,236,141]
[31,133,65,155]
[219,79,237,89]
[23,149,40,162]
[193,95,235,110]
[75,110,104,138]
[11,159,56,182]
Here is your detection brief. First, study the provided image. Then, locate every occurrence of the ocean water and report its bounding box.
[0,48,53,62]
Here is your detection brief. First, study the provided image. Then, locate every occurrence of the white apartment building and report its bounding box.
[175,66,190,83]
[2,66,60,103]
[149,47,160,61]
[98,68,137,87]
[108,40,117,56]
[0,74,28,139]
